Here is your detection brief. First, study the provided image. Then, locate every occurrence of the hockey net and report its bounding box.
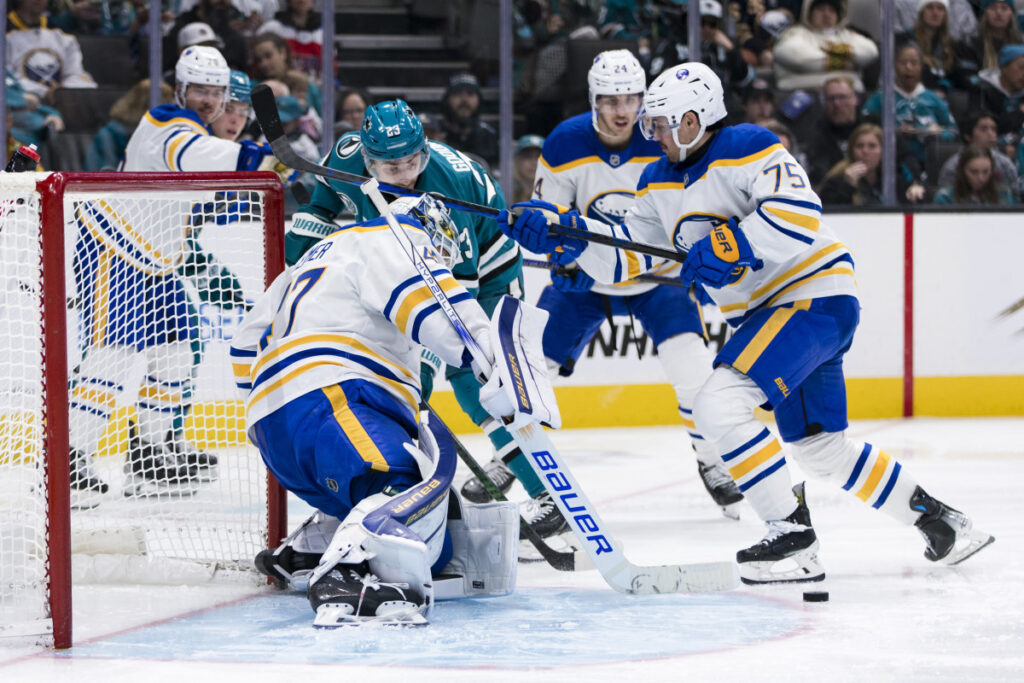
[0,172,286,648]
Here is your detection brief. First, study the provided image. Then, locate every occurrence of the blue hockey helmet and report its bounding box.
[360,99,430,178]
[227,69,252,104]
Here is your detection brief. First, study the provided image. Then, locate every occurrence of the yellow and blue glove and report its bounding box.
[497,199,588,256]
[550,246,594,292]
[679,217,764,289]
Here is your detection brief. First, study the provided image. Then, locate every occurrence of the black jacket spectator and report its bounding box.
[968,44,1024,139]
[165,0,248,71]
[440,73,497,170]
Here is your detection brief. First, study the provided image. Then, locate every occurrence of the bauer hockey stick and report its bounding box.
[363,179,738,595]
[423,402,589,572]
[251,84,686,264]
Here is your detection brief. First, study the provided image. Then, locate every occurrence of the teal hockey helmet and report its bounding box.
[227,70,253,104]
[360,99,430,178]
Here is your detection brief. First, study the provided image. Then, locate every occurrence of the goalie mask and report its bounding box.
[588,49,646,135]
[389,194,462,269]
[361,99,431,184]
[639,62,726,160]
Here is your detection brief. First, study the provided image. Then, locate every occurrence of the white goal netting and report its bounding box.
[0,172,283,646]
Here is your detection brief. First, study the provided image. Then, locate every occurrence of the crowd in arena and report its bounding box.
[6,0,1024,206]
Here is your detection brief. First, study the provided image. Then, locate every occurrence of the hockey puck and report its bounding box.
[803,590,829,602]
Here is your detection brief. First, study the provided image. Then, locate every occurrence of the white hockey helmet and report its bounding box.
[588,49,646,134]
[389,194,462,268]
[174,45,230,111]
[639,62,727,160]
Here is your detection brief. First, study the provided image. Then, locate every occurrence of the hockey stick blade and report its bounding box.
[423,404,588,572]
[250,84,685,264]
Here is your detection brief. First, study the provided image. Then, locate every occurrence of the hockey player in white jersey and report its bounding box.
[67,46,271,499]
[469,49,742,518]
[231,195,519,624]
[502,63,994,583]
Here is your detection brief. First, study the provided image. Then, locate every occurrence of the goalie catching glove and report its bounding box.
[498,199,588,257]
[679,217,764,289]
[476,296,561,432]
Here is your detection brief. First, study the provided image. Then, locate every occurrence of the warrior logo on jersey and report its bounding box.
[585,190,635,225]
[672,213,727,252]
[336,136,361,159]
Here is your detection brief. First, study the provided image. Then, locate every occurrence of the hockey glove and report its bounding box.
[237,140,272,172]
[497,199,587,256]
[552,264,595,292]
[479,369,515,423]
[679,218,764,289]
[419,348,443,402]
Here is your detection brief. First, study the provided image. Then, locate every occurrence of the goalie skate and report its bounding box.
[910,486,995,566]
[309,562,427,628]
[737,482,825,585]
[697,459,743,520]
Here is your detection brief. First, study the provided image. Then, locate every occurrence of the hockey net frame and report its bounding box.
[0,171,287,649]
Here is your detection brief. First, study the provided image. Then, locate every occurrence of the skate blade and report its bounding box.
[944,530,995,566]
[122,477,200,499]
[518,530,580,563]
[739,544,826,585]
[313,603,428,628]
[720,502,741,521]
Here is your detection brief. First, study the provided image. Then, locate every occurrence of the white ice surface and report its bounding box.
[2,417,1022,682]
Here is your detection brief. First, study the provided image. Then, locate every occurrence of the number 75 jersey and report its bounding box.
[579,124,859,328]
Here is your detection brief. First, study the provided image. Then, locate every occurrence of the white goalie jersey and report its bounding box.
[575,124,859,326]
[532,112,674,296]
[231,216,490,428]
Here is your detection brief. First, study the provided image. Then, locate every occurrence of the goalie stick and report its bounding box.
[362,178,738,595]
[251,84,686,265]
[422,403,588,572]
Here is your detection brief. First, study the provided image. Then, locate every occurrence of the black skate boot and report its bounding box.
[309,561,426,626]
[165,429,218,468]
[123,426,200,497]
[460,450,518,504]
[255,545,322,588]
[522,491,570,539]
[737,482,825,585]
[910,486,994,565]
[697,458,743,520]
[69,448,109,494]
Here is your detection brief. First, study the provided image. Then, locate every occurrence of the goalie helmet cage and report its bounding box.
[0,172,287,649]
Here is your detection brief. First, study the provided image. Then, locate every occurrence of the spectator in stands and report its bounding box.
[742,78,778,124]
[818,123,928,204]
[419,111,444,142]
[955,0,1022,74]
[49,0,144,35]
[6,0,98,101]
[440,72,498,169]
[335,87,369,133]
[862,42,959,168]
[899,0,972,91]
[512,133,543,204]
[5,68,64,151]
[259,0,324,78]
[969,43,1024,141]
[772,0,880,92]
[798,76,864,185]
[933,142,1016,202]
[739,8,796,69]
[84,78,172,171]
[938,110,1018,193]
[250,32,322,116]
[763,119,811,170]
[897,0,978,41]
[166,0,248,71]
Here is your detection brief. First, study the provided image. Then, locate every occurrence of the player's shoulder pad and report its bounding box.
[146,104,205,128]
[539,112,593,170]
[712,124,784,163]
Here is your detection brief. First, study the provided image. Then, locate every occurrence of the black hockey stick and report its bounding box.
[522,258,683,288]
[423,403,588,572]
[252,84,686,264]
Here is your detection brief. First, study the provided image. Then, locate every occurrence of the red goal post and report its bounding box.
[0,171,287,649]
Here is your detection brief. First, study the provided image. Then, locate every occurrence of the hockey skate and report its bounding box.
[164,429,218,482]
[522,491,571,539]
[69,448,108,508]
[737,482,825,585]
[254,511,340,589]
[697,458,743,520]
[910,486,995,565]
[122,428,200,498]
[309,561,427,627]
[460,452,517,504]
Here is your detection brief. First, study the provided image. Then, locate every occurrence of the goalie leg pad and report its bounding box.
[490,296,562,430]
[435,496,519,600]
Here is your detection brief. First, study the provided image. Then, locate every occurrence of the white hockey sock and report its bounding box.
[137,341,194,444]
[68,345,137,454]
[656,333,716,462]
[718,425,796,521]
